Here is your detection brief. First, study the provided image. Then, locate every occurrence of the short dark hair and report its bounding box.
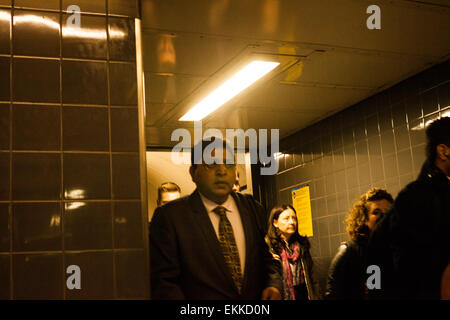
[425,117,450,162]
[157,182,181,203]
[190,137,235,167]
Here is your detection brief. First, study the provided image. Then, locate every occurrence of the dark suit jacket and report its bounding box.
[149,190,282,299]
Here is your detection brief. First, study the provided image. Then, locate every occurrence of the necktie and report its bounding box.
[213,205,243,293]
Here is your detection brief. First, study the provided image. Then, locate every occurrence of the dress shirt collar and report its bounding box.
[198,191,234,213]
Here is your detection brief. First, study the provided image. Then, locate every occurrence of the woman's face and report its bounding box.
[273,208,297,240]
[365,199,392,232]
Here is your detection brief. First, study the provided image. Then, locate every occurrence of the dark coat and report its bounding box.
[325,238,368,300]
[267,237,319,300]
[367,160,450,299]
[149,190,283,299]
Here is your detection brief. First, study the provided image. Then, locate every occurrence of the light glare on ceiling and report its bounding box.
[179,60,280,121]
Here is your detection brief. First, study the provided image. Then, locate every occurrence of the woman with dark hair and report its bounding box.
[325,187,394,299]
[266,204,319,300]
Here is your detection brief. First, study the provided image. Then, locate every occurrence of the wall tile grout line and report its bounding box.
[106,0,118,300]
[59,0,66,300]
[8,1,13,300]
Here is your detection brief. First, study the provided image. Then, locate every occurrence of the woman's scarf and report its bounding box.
[280,241,302,300]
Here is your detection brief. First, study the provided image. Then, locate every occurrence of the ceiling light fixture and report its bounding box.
[179,60,280,121]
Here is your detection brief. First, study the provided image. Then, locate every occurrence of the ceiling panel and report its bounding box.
[142,32,248,76]
[141,0,450,147]
[142,0,450,56]
[277,51,432,89]
[144,73,206,104]
[235,82,374,113]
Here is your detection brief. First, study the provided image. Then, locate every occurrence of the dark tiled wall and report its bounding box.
[258,60,449,293]
[0,0,148,299]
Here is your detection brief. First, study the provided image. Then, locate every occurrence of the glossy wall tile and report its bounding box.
[0,203,9,251]
[62,0,106,15]
[1,0,146,300]
[12,104,60,150]
[0,57,10,101]
[13,58,60,103]
[13,10,60,57]
[0,9,10,54]
[62,106,109,151]
[256,60,450,294]
[62,14,107,59]
[0,104,9,149]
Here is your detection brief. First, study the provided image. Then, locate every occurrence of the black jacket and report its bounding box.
[367,160,450,299]
[325,238,368,300]
[149,190,283,299]
[267,237,320,300]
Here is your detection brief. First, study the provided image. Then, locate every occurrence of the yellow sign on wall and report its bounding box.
[291,186,313,237]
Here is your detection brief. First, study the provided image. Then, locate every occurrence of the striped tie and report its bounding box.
[213,205,243,293]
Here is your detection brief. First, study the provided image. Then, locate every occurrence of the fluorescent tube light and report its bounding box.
[179,60,280,121]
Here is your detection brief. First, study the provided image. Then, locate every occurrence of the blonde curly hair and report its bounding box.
[345,188,393,241]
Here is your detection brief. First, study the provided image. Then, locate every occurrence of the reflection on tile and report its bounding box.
[62,0,106,14]
[0,0,11,6]
[380,130,395,154]
[0,57,10,101]
[63,153,110,200]
[405,94,422,121]
[109,63,137,105]
[13,202,61,251]
[14,0,59,10]
[391,102,407,128]
[114,201,142,248]
[13,254,63,300]
[13,104,60,150]
[108,17,135,61]
[0,203,9,252]
[394,125,410,151]
[64,201,112,250]
[0,255,9,299]
[110,108,138,152]
[109,0,138,17]
[65,252,113,299]
[115,250,147,298]
[13,10,59,57]
[13,58,60,103]
[383,153,398,178]
[62,106,109,151]
[0,9,10,54]
[62,14,107,59]
[438,82,449,109]
[112,154,140,199]
[397,149,413,176]
[0,104,9,150]
[12,153,61,200]
[355,140,368,164]
[62,60,107,105]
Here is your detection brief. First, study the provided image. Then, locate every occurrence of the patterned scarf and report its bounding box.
[280,241,303,300]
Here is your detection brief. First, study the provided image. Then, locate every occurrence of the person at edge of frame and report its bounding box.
[367,117,450,299]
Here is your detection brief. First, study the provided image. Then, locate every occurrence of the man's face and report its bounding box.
[365,199,392,231]
[189,148,236,204]
[158,191,180,206]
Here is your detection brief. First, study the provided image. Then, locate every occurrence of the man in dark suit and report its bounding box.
[149,138,282,299]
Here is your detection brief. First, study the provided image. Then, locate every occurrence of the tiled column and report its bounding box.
[0,0,149,299]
